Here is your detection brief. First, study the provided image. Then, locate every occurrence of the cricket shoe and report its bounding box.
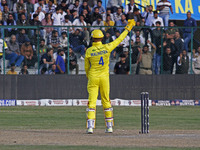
[105,127,113,133]
[87,128,93,134]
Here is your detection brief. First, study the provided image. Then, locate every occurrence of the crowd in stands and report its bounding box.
[0,0,198,75]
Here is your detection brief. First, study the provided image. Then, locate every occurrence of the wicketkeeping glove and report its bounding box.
[124,19,136,32]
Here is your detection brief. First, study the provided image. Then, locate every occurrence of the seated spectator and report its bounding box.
[91,15,104,31]
[0,0,7,11]
[4,13,17,37]
[114,54,129,74]
[17,13,29,26]
[45,0,57,14]
[125,0,137,19]
[93,0,105,14]
[34,0,46,12]
[183,11,197,52]
[66,47,79,74]
[115,14,127,33]
[2,4,11,22]
[69,29,85,59]
[60,8,67,22]
[132,8,144,25]
[13,0,27,21]
[79,0,91,15]
[165,21,179,41]
[52,7,62,35]
[113,6,123,22]
[21,39,37,68]
[62,15,73,33]
[91,7,101,23]
[163,47,173,74]
[102,8,114,21]
[0,32,8,69]
[26,0,34,20]
[132,30,145,45]
[72,14,86,32]
[59,0,69,14]
[6,35,24,67]
[68,0,80,14]
[48,30,60,51]
[39,39,48,56]
[137,43,156,75]
[16,29,29,48]
[106,0,122,13]
[103,14,115,35]
[48,63,56,74]
[55,49,65,74]
[31,6,45,21]
[176,50,189,74]
[192,47,200,74]
[69,10,79,23]
[29,14,43,39]
[151,11,164,27]
[6,63,17,74]
[82,9,91,25]
[19,64,29,74]
[60,32,68,48]
[40,48,55,69]
[41,13,54,38]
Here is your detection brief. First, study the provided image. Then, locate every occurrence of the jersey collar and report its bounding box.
[92,41,102,46]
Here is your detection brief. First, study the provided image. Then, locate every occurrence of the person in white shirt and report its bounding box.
[32,6,45,21]
[34,0,46,12]
[151,11,164,27]
[91,15,104,31]
[52,7,62,35]
[102,8,114,21]
[125,0,137,19]
[60,32,68,48]
[72,14,86,32]
[131,30,145,45]
[113,7,123,22]
[60,8,67,23]
[62,15,73,33]
[45,0,57,14]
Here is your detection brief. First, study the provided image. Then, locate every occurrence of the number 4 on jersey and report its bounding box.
[99,56,104,66]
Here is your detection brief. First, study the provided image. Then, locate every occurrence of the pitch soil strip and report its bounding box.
[0,129,200,148]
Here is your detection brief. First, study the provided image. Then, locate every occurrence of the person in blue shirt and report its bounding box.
[115,14,128,33]
[55,49,65,74]
[183,11,197,52]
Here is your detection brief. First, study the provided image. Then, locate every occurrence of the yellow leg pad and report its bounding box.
[104,108,114,127]
[86,108,96,128]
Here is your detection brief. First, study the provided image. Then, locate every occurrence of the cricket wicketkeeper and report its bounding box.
[85,19,136,134]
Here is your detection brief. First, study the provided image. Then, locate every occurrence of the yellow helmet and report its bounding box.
[91,29,104,38]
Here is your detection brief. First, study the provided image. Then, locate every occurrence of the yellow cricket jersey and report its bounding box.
[85,30,129,78]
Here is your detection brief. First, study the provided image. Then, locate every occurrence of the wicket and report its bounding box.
[140,92,149,134]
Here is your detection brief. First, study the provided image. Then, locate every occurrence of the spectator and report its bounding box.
[19,64,29,74]
[157,0,173,27]
[6,63,17,75]
[4,13,17,37]
[174,31,184,55]
[21,39,36,68]
[26,0,34,20]
[41,13,54,38]
[176,50,189,74]
[69,29,85,59]
[0,0,7,11]
[82,9,91,24]
[125,0,137,19]
[137,42,156,75]
[6,35,24,67]
[69,10,78,22]
[151,11,164,27]
[114,54,129,74]
[79,0,91,15]
[68,0,80,14]
[60,7,67,22]
[115,14,127,33]
[31,6,45,21]
[55,49,65,74]
[91,15,104,31]
[17,13,29,26]
[60,32,68,48]
[132,30,145,45]
[93,0,105,14]
[165,21,179,41]
[16,29,29,48]
[45,0,57,14]
[72,14,86,32]
[102,8,114,21]
[52,7,62,35]
[48,30,60,51]
[183,11,197,52]
[13,0,27,21]
[106,0,122,13]
[34,0,46,12]
[142,5,154,44]
[29,14,42,39]
[192,47,200,74]
[0,32,8,69]
[91,7,101,23]
[59,0,69,14]
[39,39,48,56]
[48,63,56,74]
[163,46,173,74]
[103,14,115,34]
[62,15,73,33]
[66,46,79,74]
[40,48,55,69]
[113,6,123,22]
[2,4,11,22]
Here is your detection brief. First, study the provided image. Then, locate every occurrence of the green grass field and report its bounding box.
[0,106,200,149]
